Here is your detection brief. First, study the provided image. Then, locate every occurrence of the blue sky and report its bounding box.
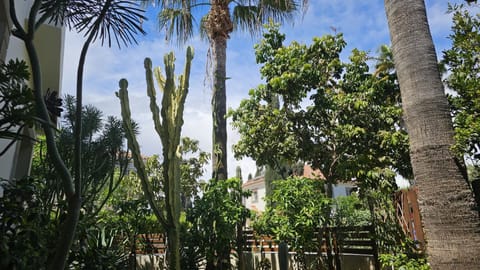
[61,0,479,181]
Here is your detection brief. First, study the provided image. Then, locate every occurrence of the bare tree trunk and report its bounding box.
[384,1,480,268]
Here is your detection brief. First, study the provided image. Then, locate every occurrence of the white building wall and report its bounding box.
[0,0,64,187]
[243,177,267,213]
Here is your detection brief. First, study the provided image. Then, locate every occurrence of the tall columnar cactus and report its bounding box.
[117,46,194,270]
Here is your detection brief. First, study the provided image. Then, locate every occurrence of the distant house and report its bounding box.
[243,176,267,212]
[0,1,65,184]
[242,164,357,214]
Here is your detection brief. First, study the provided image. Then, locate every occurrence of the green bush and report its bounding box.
[380,253,430,270]
[0,177,55,269]
[332,194,371,227]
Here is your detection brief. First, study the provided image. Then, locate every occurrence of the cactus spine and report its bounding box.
[117,46,194,270]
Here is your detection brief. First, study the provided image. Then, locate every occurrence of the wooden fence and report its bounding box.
[135,226,377,255]
[135,226,379,269]
[243,226,376,255]
[395,188,425,251]
[135,233,166,255]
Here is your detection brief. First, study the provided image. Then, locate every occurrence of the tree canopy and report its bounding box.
[229,24,412,191]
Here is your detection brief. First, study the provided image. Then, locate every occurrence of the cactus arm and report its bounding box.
[154,66,165,92]
[144,58,165,141]
[117,79,167,229]
[118,48,193,270]
[174,46,194,140]
[160,51,178,229]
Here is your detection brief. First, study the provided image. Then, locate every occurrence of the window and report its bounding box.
[251,190,258,203]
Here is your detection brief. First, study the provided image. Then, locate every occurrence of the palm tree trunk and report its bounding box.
[384,1,480,268]
[211,36,228,181]
[208,0,232,181]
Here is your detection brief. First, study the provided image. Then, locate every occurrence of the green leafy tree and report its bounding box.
[230,23,411,197]
[442,4,480,179]
[179,137,210,208]
[144,0,307,182]
[254,177,330,269]
[186,177,251,270]
[332,194,370,227]
[230,24,409,186]
[0,59,35,154]
[230,24,411,264]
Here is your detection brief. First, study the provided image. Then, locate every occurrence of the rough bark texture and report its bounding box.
[384,1,480,268]
[207,0,232,181]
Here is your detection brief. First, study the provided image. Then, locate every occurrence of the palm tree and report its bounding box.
[384,1,480,268]
[146,0,307,181]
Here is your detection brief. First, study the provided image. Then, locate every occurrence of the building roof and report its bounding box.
[242,176,265,189]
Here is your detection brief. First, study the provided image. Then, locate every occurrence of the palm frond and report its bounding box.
[158,5,195,45]
[257,0,304,24]
[199,15,209,41]
[39,0,94,30]
[42,0,146,48]
[88,1,147,48]
[232,5,262,36]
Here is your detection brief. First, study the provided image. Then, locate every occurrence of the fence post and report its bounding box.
[472,179,480,213]
[370,225,380,270]
[279,241,288,270]
[333,227,341,270]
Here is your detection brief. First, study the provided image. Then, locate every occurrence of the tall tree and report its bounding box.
[230,25,411,267]
[146,0,307,181]
[384,1,480,268]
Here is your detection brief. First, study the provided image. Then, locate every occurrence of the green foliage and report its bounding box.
[229,24,411,186]
[184,178,250,269]
[0,177,55,269]
[361,168,405,253]
[380,253,430,270]
[332,194,370,227]
[32,97,131,220]
[69,224,130,270]
[232,25,410,260]
[254,177,330,268]
[256,258,272,270]
[26,99,133,269]
[179,137,210,208]
[0,59,35,154]
[40,0,146,49]
[442,4,480,174]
